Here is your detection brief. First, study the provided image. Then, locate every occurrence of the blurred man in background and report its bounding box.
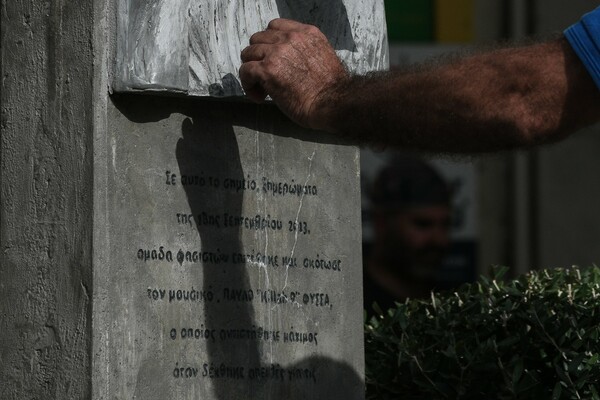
[363,156,451,318]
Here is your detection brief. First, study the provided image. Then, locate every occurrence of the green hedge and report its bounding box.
[365,266,600,399]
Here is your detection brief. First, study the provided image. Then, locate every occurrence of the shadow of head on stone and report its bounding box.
[175,110,256,326]
[275,0,356,51]
[176,108,266,399]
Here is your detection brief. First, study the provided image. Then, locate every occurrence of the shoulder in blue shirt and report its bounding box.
[565,6,600,90]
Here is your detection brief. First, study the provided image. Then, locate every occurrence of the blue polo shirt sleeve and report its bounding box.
[565,7,600,90]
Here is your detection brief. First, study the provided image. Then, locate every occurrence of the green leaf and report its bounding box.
[552,382,562,400]
[372,302,384,317]
[569,353,587,374]
[591,384,600,400]
[512,360,524,387]
[555,364,570,384]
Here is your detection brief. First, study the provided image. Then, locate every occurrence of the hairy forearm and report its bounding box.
[240,21,600,152]
[322,37,600,153]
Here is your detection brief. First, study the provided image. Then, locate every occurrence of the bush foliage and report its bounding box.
[365,266,600,399]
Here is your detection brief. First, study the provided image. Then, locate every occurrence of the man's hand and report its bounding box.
[239,19,349,131]
[241,19,599,153]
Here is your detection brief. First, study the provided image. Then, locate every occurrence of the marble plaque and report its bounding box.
[94,98,365,399]
[113,0,388,96]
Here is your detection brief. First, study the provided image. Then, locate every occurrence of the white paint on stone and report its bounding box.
[114,0,388,96]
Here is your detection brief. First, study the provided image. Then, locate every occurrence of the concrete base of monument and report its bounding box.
[91,95,366,399]
[1,0,379,397]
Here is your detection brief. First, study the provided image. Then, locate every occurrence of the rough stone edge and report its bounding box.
[0,1,95,398]
[91,0,114,398]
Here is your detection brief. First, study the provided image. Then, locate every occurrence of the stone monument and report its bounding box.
[1,1,388,399]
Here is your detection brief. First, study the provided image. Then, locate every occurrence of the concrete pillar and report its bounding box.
[2,1,388,399]
[1,1,95,398]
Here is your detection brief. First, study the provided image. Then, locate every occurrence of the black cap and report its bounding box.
[370,155,450,209]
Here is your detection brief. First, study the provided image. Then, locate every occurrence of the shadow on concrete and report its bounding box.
[112,94,351,147]
[113,94,364,399]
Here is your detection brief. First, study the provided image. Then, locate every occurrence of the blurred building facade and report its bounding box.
[361,0,600,286]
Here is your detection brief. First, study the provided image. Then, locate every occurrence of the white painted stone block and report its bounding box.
[114,0,388,96]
